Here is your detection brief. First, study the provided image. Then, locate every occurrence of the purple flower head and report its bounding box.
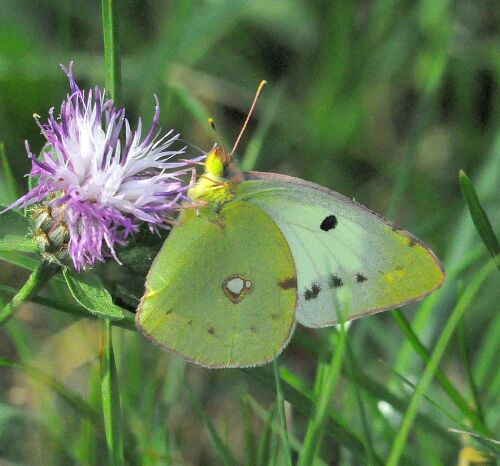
[11,63,201,270]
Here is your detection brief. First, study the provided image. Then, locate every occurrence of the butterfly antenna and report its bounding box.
[207,117,229,154]
[230,80,267,157]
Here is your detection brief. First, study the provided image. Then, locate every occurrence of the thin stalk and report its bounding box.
[100,2,123,464]
[297,326,348,466]
[102,0,121,104]
[0,261,58,326]
[0,284,136,330]
[386,259,496,466]
[391,309,491,437]
[458,317,486,425]
[345,340,376,466]
[187,383,238,466]
[100,319,124,466]
[273,358,293,466]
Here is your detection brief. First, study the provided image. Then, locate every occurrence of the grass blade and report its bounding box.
[100,319,125,466]
[186,384,238,466]
[76,363,101,466]
[297,328,348,466]
[386,259,497,466]
[256,403,276,466]
[240,391,257,466]
[0,358,99,423]
[344,339,376,465]
[383,361,496,455]
[391,309,491,436]
[457,317,486,425]
[273,358,293,466]
[474,310,500,387]
[459,170,500,270]
[294,329,457,445]
[245,363,385,464]
[0,142,19,203]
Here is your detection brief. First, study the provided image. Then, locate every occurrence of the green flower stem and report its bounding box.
[0,261,58,326]
[0,283,135,330]
[102,0,121,105]
[100,318,124,466]
[101,2,123,464]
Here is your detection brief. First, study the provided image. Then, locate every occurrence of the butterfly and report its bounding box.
[136,84,445,368]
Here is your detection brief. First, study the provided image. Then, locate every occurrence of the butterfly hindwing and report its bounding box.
[136,201,297,368]
[236,172,445,328]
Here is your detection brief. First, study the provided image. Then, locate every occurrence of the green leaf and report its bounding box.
[459,170,500,270]
[63,269,124,320]
[0,235,38,253]
[0,142,19,203]
[0,205,36,253]
[0,282,135,331]
[0,250,42,271]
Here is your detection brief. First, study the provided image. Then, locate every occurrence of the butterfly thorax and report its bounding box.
[188,145,241,209]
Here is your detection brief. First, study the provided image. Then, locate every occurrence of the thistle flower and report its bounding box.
[9,63,199,271]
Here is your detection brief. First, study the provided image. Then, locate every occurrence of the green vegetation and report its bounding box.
[0,0,498,464]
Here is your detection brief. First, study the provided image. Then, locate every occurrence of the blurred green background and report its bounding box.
[0,1,498,465]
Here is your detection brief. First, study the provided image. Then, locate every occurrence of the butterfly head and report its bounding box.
[188,144,236,204]
[205,144,230,179]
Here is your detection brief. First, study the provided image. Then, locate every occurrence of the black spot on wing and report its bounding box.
[320,215,338,231]
[328,275,343,288]
[304,283,321,301]
[355,273,367,283]
[278,277,298,289]
[207,326,215,335]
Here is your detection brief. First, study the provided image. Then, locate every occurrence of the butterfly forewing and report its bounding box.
[236,172,445,328]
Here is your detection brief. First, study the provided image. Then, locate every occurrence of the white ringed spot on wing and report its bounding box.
[222,274,254,304]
